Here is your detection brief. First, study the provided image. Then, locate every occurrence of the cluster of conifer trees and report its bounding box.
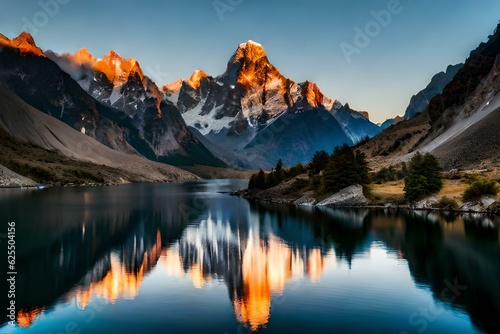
[248,144,369,195]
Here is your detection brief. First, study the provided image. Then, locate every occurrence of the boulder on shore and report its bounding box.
[460,197,496,213]
[317,185,368,207]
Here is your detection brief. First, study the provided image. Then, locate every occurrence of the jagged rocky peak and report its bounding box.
[341,103,370,120]
[13,31,37,46]
[300,81,335,109]
[186,69,209,89]
[226,40,286,90]
[163,38,381,146]
[47,46,164,118]
[161,79,183,94]
[404,63,463,120]
[93,50,144,85]
[359,112,370,120]
[73,47,97,64]
[235,40,267,62]
[0,31,45,57]
[48,47,144,86]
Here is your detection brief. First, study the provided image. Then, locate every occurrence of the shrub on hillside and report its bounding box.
[287,163,307,178]
[372,165,404,183]
[435,196,459,210]
[462,177,500,201]
[284,178,310,196]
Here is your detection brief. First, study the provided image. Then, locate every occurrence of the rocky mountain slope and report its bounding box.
[0,32,223,167]
[379,115,404,130]
[164,40,380,167]
[404,63,463,120]
[360,24,500,171]
[427,96,500,169]
[0,164,37,187]
[0,86,198,184]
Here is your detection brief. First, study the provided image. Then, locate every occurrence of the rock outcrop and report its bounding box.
[0,164,37,187]
[316,185,368,207]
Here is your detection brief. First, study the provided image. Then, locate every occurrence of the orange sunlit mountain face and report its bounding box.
[49,46,163,118]
[186,69,208,90]
[234,41,283,91]
[64,48,145,86]
[0,32,45,57]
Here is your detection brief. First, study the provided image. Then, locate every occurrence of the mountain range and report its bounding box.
[404,63,464,120]
[163,40,381,167]
[0,32,223,169]
[1,23,500,185]
[0,33,384,175]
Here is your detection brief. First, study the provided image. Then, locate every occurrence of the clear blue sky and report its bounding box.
[1,0,499,122]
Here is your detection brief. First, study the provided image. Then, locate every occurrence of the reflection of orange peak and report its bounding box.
[16,307,44,328]
[0,32,45,57]
[235,237,327,331]
[307,248,324,282]
[74,230,162,310]
[161,234,329,331]
[75,253,144,309]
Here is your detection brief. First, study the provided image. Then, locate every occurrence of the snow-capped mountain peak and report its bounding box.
[238,39,262,49]
[164,39,381,152]
[47,48,163,118]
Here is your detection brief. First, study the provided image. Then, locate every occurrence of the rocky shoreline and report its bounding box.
[232,183,500,216]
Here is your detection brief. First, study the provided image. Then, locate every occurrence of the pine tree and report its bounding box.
[275,159,285,182]
[248,173,257,189]
[265,172,278,188]
[404,152,443,201]
[320,144,369,194]
[255,169,266,189]
[308,150,329,175]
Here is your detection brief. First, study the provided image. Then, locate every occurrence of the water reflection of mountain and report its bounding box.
[3,183,500,333]
[395,211,500,334]
[5,191,373,331]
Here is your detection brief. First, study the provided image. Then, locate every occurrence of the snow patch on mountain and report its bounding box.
[182,102,233,135]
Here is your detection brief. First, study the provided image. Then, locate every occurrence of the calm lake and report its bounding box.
[0,180,499,333]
